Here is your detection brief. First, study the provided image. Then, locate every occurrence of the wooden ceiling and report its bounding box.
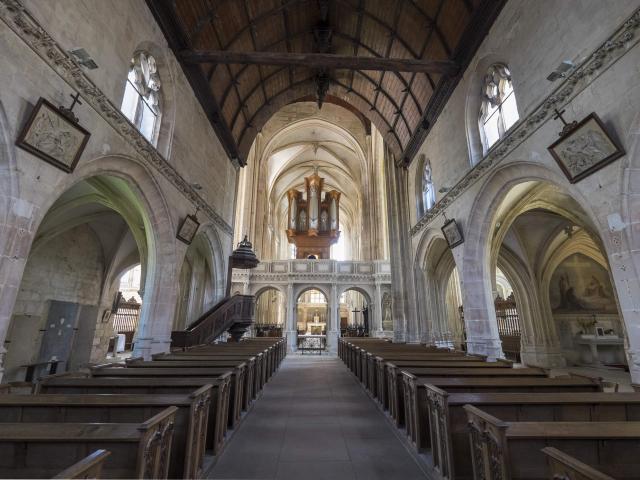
[147,0,506,166]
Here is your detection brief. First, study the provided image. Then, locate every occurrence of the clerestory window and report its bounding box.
[479,64,519,153]
[121,51,162,144]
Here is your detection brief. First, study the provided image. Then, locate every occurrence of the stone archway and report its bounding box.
[254,286,286,337]
[338,286,372,337]
[462,162,625,366]
[0,155,178,383]
[415,230,464,348]
[294,286,330,353]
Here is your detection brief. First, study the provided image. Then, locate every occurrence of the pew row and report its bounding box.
[387,365,547,427]
[53,449,111,479]
[0,389,212,479]
[464,404,640,479]
[401,374,603,454]
[0,407,177,479]
[542,447,614,480]
[125,358,258,413]
[427,390,639,479]
[36,374,231,456]
[90,366,245,429]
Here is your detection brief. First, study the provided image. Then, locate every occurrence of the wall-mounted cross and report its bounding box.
[552,107,578,136]
[552,108,568,126]
[59,91,83,123]
[67,92,83,112]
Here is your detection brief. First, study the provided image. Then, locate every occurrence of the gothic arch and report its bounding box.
[293,284,331,302]
[33,154,177,358]
[255,285,287,299]
[460,162,605,358]
[337,285,373,306]
[0,98,18,225]
[196,224,227,303]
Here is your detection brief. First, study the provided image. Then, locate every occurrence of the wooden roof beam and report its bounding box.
[180,50,459,76]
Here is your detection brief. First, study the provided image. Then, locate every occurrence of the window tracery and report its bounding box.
[422,159,435,213]
[121,51,161,143]
[479,64,519,152]
[417,157,435,218]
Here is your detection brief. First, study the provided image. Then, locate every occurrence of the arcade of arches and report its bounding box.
[1,0,640,383]
[2,0,640,476]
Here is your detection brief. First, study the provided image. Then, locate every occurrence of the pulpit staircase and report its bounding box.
[170,294,255,349]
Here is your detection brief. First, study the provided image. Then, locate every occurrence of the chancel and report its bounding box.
[2,1,640,479]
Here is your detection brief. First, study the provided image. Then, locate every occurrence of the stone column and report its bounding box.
[373,282,384,337]
[457,244,504,360]
[285,283,296,352]
[0,199,37,382]
[327,283,339,353]
[383,148,419,343]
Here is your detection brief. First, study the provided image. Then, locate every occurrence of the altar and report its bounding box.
[575,335,626,366]
[306,322,326,335]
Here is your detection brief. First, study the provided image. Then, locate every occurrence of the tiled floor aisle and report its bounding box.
[209,356,429,480]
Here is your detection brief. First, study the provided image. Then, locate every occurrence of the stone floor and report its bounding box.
[209,356,429,480]
[550,365,634,392]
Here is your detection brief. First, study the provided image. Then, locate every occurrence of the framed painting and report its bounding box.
[442,218,464,249]
[548,112,624,184]
[176,214,200,244]
[16,97,90,173]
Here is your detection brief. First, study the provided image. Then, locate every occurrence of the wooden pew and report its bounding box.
[0,407,177,479]
[364,355,505,406]
[126,358,257,411]
[349,344,453,378]
[387,365,546,427]
[53,449,111,479]
[90,366,245,429]
[0,390,212,479]
[178,343,281,378]
[464,405,640,479]
[370,354,474,407]
[542,447,614,480]
[402,374,603,454]
[362,353,491,393]
[165,350,273,387]
[36,374,231,456]
[427,390,640,479]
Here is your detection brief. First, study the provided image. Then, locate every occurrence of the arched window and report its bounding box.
[479,64,519,152]
[422,159,435,212]
[417,156,435,218]
[121,52,161,144]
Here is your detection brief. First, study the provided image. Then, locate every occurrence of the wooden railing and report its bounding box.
[112,300,141,333]
[495,298,521,337]
[171,295,255,349]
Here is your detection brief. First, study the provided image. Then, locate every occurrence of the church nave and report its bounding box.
[210,355,428,480]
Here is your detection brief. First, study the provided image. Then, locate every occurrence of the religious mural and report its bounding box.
[549,253,617,313]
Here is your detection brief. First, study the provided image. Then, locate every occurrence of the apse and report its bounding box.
[234,101,390,262]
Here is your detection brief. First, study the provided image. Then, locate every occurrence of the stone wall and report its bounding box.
[4,224,103,380]
[406,0,640,380]
[0,0,237,380]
